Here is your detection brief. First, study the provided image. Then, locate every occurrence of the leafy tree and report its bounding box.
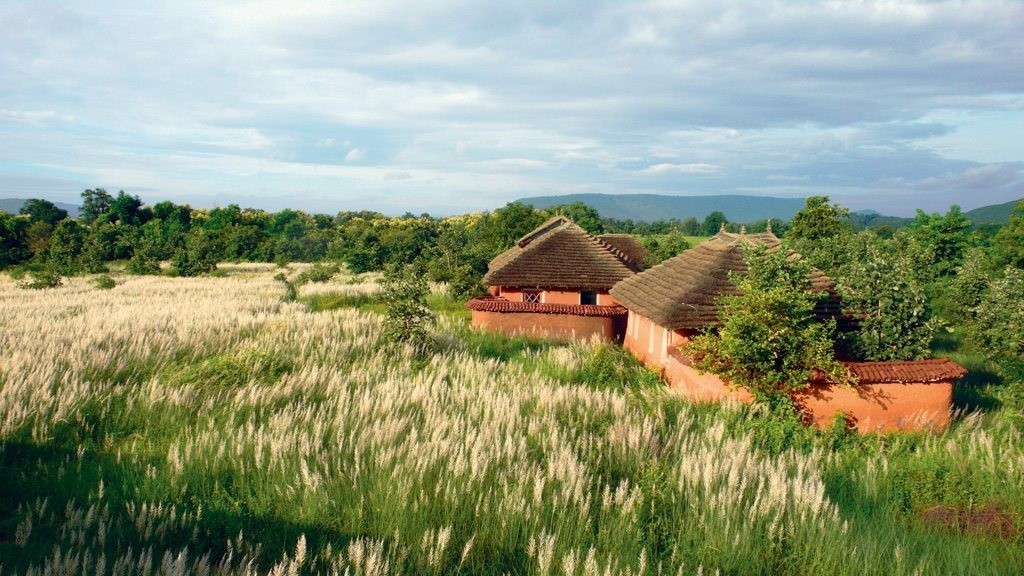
[25,221,54,261]
[173,229,218,276]
[479,202,548,251]
[104,190,149,225]
[640,231,690,265]
[47,219,86,275]
[80,188,113,223]
[126,227,162,275]
[786,196,850,242]
[20,198,68,225]
[904,205,972,279]
[0,212,30,267]
[835,234,934,361]
[547,202,604,234]
[992,200,1024,270]
[381,263,435,354]
[970,267,1024,380]
[683,245,851,406]
[946,248,992,322]
[701,211,727,236]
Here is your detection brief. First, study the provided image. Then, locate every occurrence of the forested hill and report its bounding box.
[517,194,807,223]
[0,198,79,217]
[965,198,1024,225]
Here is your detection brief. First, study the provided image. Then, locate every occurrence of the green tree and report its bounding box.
[640,231,690,265]
[479,202,548,251]
[173,229,218,276]
[683,245,851,406]
[946,248,992,322]
[80,188,113,223]
[904,205,972,279]
[547,202,604,234]
[20,198,68,225]
[701,211,727,236]
[0,212,30,267]
[992,200,1024,270]
[786,196,850,242]
[104,190,149,225]
[47,219,86,275]
[835,235,934,361]
[381,263,435,354]
[970,267,1024,380]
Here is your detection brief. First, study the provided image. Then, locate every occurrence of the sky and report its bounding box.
[1,1,1023,217]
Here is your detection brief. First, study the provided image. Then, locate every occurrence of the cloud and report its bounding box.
[641,163,721,175]
[0,0,1022,215]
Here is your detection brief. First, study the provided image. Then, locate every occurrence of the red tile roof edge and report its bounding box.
[667,348,966,385]
[466,296,628,317]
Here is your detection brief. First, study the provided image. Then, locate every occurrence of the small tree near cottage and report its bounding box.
[381,263,435,354]
[683,245,851,407]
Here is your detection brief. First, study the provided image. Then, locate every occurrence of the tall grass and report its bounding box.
[0,264,1021,575]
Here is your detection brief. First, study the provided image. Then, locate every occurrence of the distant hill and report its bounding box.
[0,198,80,217]
[964,198,1023,225]
[517,193,807,223]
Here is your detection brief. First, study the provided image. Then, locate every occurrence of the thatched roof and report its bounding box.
[598,234,652,268]
[610,228,839,330]
[482,216,641,290]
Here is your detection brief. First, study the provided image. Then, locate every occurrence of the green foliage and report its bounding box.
[904,205,973,279]
[0,211,29,267]
[546,201,604,234]
[79,188,113,223]
[786,196,851,242]
[173,229,218,276]
[294,262,339,285]
[992,200,1024,269]
[684,245,851,406]
[701,210,727,235]
[447,264,485,300]
[19,198,68,225]
[639,231,690,265]
[91,274,117,289]
[969,267,1024,381]
[45,220,85,275]
[836,234,935,361]
[381,263,435,353]
[946,248,992,322]
[17,267,62,289]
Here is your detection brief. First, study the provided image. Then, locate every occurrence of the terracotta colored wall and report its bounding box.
[597,292,618,306]
[471,310,618,341]
[498,287,523,302]
[794,381,953,433]
[622,312,954,432]
[544,289,581,305]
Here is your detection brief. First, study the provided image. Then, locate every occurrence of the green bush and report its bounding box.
[18,268,62,290]
[91,275,117,290]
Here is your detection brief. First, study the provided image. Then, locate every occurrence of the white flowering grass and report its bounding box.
[0,267,1022,575]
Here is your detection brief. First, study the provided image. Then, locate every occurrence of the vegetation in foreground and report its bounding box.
[0,266,1022,575]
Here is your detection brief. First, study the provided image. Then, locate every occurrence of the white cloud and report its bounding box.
[344,148,365,162]
[642,163,721,175]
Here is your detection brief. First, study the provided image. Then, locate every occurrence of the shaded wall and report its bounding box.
[623,312,954,432]
[471,310,620,341]
[496,287,618,306]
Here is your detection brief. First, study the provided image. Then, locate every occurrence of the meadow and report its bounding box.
[1,265,1022,575]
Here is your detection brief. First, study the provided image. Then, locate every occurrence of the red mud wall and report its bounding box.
[623,312,954,432]
[471,310,618,341]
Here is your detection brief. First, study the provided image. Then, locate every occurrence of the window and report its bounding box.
[523,289,542,304]
[580,291,598,305]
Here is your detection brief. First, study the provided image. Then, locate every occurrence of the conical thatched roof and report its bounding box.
[483,216,641,290]
[598,234,652,268]
[610,228,839,329]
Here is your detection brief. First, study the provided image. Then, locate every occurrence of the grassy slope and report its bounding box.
[0,267,1022,575]
[965,198,1023,225]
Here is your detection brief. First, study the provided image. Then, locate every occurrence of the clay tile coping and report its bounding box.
[467,296,628,318]
[670,349,966,385]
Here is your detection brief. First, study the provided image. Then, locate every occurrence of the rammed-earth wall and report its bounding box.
[623,312,955,433]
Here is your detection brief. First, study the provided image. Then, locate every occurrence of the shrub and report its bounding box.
[295,262,339,285]
[969,267,1024,381]
[18,268,62,290]
[447,264,484,300]
[91,275,117,290]
[126,252,161,275]
[381,263,435,354]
